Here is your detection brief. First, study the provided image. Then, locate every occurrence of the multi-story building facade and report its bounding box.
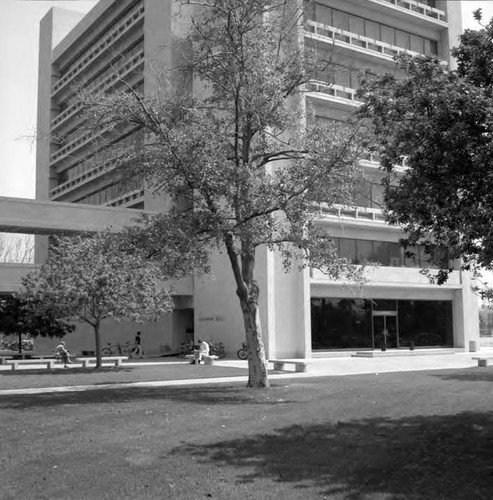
[35,0,479,357]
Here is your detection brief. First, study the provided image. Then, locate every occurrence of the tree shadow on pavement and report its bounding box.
[172,411,493,499]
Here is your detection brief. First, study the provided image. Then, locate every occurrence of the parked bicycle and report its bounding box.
[101,341,135,357]
[237,342,248,360]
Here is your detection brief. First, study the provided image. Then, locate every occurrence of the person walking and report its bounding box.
[132,331,143,358]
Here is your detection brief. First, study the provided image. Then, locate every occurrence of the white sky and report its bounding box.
[0,0,492,199]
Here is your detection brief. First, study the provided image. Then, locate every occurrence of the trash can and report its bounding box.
[469,340,479,352]
[409,341,415,351]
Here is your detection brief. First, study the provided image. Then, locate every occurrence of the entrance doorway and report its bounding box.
[372,311,399,349]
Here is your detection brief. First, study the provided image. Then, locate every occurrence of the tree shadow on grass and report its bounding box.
[0,383,295,409]
[0,367,134,377]
[172,412,493,499]
[433,369,493,383]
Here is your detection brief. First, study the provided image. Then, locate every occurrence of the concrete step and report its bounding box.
[352,349,460,358]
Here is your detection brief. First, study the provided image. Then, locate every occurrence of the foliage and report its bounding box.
[358,37,493,285]
[79,0,363,385]
[0,295,74,352]
[0,233,34,264]
[20,231,172,367]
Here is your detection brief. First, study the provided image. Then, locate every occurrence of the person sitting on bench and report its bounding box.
[55,341,73,367]
[193,340,210,365]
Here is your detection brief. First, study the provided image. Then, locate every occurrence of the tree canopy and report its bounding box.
[357,12,493,288]
[21,232,172,367]
[79,0,363,386]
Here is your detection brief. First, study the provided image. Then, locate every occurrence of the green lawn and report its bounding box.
[1,368,492,499]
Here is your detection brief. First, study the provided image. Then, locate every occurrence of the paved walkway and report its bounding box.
[0,349,490,396]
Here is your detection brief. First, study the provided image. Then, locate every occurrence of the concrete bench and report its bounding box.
[5,358,58,371]
[75,356,127,368]
[472,356,493,367]
[186,354,218,365]
[270,359,311,373]
[0,356,13,365]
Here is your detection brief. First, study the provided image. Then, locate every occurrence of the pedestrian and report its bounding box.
[132,331,143,358]
[55,340,73,367]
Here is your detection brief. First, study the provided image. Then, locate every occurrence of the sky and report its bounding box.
[0,0,492,200]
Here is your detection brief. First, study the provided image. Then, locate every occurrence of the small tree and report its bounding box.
[0,295,75,353]
[79,0,363,386]
[21,232,173,368]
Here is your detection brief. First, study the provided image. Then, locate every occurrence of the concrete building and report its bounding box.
[2,0,480,357]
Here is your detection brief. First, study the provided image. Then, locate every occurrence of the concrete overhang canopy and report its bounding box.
[0,197,144,235]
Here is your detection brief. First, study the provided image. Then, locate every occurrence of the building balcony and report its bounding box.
[311,265,462,288]
[51,3,145,98]
[49,129,103,167]
[106,188,145,208]
[50,159,117,200]
[368,0,447,26]
[317,203,386,223]
[51,50,145,132]
[305,20,424,62]
[306,80,360,107]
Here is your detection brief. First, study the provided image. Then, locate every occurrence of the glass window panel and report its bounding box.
[396,30,410,49]
[333,10,349,31]
[349,15,364,35]
[335,67,350,87]
[370,182,385,208]
[403,245,419,267]
[380,25,395,45]
[354,179,371,208]
[339,238,356,261]
[389,243,402,266]
[365,19,379,39]
[371,241,390,265]
[314,4,332,25]
[355,239,373,264]
[410,34,424,53]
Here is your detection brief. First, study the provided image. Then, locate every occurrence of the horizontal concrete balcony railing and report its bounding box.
[50,129,102,166]
[369,0,447,24]
[317,203,386,222]
[106,188,145,208]
[50,159,117,200]
[306,81,360,106]
[305,20,424,61]
[311,265,462,287]
[51,3,145,97]
[0,196,143,235]
[51,50,145,132]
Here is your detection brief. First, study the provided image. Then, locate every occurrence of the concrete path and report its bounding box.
[0,350,490,396]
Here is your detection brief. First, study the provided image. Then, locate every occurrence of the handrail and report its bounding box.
[371,0,446,23]
[306,80,360,106]
[305,20,424,60]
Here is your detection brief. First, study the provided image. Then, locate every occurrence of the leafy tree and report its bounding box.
[0,295,75,353]
[80,0,363,386]
[20,232,172,368]
[357,14,493,290]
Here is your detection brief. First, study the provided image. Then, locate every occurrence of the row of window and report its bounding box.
[307,3,438,55]
[334,237,450,268]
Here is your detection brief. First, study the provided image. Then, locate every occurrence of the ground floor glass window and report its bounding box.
[311,298,454,350]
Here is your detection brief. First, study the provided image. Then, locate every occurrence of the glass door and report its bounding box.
[372,311,399,349]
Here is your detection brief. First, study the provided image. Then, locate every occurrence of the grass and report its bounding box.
[1,367,493,499]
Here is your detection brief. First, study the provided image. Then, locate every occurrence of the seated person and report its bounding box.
[55,341,73,366]
[193,339,210,364]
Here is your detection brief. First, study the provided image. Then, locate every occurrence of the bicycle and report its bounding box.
[237,342,248,360]
[102,341,135,358]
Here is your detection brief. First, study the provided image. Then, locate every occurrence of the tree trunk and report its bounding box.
[94,321,102,369]
[18,331,23,354]
[239,297,270,388]
[225,235,270,388]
